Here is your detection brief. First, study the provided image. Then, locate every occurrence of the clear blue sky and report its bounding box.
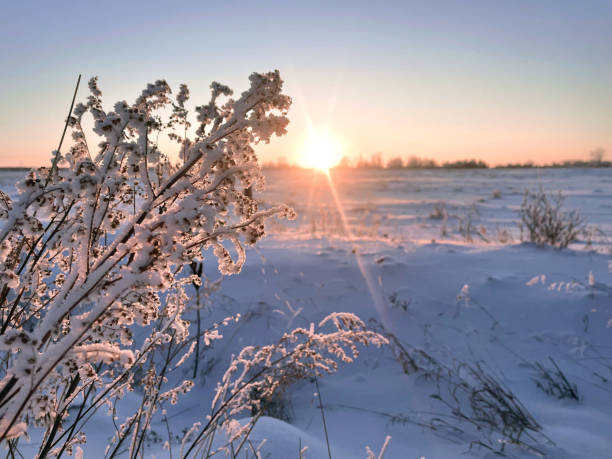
[1,0,611,166]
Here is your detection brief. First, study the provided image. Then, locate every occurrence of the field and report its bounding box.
[2,167,612,458]
[260,168,612,248]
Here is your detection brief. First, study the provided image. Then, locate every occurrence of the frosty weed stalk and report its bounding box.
[0,71,387,459]
[181,313,387,458]
[0,71,294,448]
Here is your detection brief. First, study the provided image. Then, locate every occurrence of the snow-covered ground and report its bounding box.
[2,168,612,458]
[261,168,612,250]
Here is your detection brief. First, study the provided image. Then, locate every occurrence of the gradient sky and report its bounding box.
[1,0,611,167]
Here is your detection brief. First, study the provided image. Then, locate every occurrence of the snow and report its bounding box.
[208,239,611,458]
[2,167,611,457]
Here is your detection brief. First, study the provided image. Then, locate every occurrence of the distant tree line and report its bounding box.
[494,159,611,169]
[4,149,608,172]
[375,156,489,169]
[261,147,610,170]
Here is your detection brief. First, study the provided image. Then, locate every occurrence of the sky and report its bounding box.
[1,0,611,167]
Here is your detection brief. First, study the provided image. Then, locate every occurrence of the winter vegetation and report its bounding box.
[519,187,584,248]
[0,72,388,457]
[0,74,611,458]
[4,0,612,455]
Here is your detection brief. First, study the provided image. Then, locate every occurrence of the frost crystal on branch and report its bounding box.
[181,313,387,456]
[0,71,294,449]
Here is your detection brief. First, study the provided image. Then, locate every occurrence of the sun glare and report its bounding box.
[298,132,343,171]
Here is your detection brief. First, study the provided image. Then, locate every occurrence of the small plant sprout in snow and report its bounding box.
[0,71,297,451]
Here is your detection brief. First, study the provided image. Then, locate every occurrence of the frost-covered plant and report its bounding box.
[181,313,387,457]
[102,313,240,459]
[0,70,294,449]
[519,186,584,248]
[365,435,391,459]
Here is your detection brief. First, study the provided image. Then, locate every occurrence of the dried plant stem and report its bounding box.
[48,74,81,185]
[314,376,332,459]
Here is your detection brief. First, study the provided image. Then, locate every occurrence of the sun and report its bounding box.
[298,131,343,171]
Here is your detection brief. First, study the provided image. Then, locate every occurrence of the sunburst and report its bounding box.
[297,131,343,171]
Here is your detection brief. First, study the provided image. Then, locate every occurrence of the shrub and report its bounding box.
[0,71,295,450]
[0,71,386,458]
[519,186,584,248]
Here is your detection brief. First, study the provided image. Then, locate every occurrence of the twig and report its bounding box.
[314,376,332,459]
[48,74,81,185]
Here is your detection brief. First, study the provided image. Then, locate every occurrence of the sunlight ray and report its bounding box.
[323,171,391,328]
[306,169,320,225]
